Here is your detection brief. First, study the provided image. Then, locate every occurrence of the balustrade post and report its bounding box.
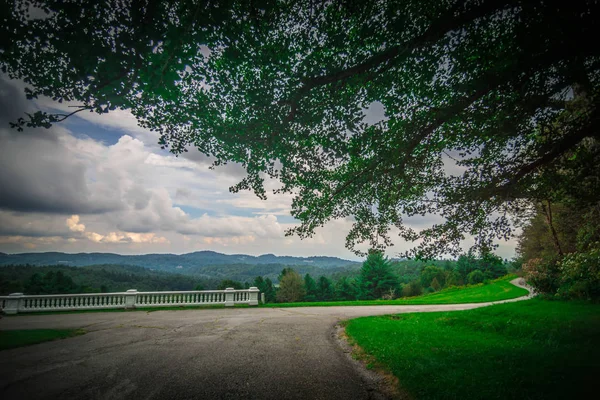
[125,289,138,309]
[224,287,235,307]
[248,287,260,306]
[5,293,24,315]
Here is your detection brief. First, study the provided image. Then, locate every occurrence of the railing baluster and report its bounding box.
[5,288,260,313]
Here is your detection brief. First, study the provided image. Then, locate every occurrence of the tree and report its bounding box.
[334,276,358,301]
[455,254,478,280]
[401,281,423,298]
[24,271,79,294]
[3,1,599,257]
[216,279,243,290]
[316,276,335,301]
[420,265,446,289]
[253,276,277,303]
[467,270,485,285]
[278,268,296,282]
[358,251,399,300]
[478,252,507,279]
[445,271,464,287]
[430,277,442,292]
[263,278,276,303]
[276,269,305,303]
[303,274,318,302]
[518,203,587,261]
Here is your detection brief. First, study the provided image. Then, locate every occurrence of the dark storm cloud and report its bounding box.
[0,77,120,214]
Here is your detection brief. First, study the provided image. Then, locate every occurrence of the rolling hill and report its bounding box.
[0,251,360,271]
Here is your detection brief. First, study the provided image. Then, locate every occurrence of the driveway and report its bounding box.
[0,279,532,400]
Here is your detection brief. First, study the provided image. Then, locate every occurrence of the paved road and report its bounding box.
[0,279,533,400]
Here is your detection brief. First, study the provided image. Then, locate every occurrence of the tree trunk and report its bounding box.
[541,200,564,257]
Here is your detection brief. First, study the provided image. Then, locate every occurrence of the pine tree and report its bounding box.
[358,251,399,300]
[303,274,318,302]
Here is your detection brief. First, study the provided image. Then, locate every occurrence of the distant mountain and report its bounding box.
[0,251,360,271]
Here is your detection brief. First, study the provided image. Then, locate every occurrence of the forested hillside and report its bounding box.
[0,263,359,295]
[0,264,214,295]
[0,251,359,270]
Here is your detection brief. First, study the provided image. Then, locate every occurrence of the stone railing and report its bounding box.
[0,287,260,315]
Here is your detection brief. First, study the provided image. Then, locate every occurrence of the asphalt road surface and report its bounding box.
[0,279,533,400]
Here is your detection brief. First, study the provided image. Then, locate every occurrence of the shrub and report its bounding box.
[431,277,442,291]
[380,287,397,300]
[467,269,485,285]
[557,246,600,300]
[522,258,561,294]
[445,271,464,287]
[401,281,423,297]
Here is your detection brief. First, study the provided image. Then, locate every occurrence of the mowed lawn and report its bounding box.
[345,298,600,400]
[263,277,529,307]
[0,329,85,351]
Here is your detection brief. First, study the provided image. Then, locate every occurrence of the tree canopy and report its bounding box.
[2,0,599,257]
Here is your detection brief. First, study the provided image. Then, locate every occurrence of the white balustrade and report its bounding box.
[0,287,260,314]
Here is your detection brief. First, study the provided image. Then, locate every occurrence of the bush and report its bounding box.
[401,281,423,297]
[557,246,600,300]
[467,270,485,285]
[380,287,397,300]
[445,271,464,287]
[522,258,561,294]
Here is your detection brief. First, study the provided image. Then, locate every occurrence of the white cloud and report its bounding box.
[66,215,85,232]
[0,76,517,260]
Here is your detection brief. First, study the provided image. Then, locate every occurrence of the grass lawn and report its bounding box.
[0,329,86,351]
[344,298,600,400]
[262,276,529,307]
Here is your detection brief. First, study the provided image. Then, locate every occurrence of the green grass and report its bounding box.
[262,276,528,307]
[0,329,86,351]
[344,298,600,400]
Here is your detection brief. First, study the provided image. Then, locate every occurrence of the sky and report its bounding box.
[0,76,519,260]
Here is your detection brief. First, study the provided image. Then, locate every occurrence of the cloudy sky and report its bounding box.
[0,76,518,260]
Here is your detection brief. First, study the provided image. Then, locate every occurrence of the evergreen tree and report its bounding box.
[358,251,399,300]
[263,278,277,303]
[334,276,358,301]
[303,274,318,302]
[316,276,335,301]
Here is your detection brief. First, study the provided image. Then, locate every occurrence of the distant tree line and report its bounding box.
[0,264,218,295]
[251,250,508,303]
[1,252,510,302]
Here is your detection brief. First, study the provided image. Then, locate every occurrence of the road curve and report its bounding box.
[0,279,532,400]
